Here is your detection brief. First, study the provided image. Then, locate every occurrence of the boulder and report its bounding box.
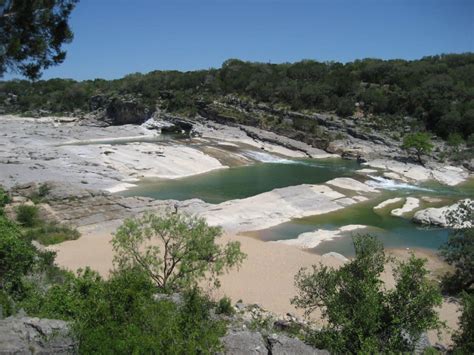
[413,199,473,229]
[221,330,268,354]
[105,97,149,125]
[0,316,76,354]
[268,334,329,355]
[462,159,474,172]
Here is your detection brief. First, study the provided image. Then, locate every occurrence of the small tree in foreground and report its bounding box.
[451,292,474,353]
[292,235,442,353]
[402,132,434,165]
[112,212,246,292]
[439,228,474,294]
[439,202,473,294]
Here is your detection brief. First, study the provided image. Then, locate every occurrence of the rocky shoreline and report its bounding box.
[1,114,472,234]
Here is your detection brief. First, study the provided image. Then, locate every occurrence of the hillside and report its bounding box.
[1,53,473,143]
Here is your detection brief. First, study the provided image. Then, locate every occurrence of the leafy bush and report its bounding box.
[0,216,36,295]
[439,228,474,294]
[29,183,51,204]
[15,204,39,227]
[335,98,354,117]
[0,186,9,207]
[23,222,80,245]
[452,292,474,353]
[447,133,464,150]
[292,234,442,353]
[0,289,14,317]
[24,267,226,354]
[216,296,235,316]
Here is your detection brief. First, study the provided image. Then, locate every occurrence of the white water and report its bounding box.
[242,150,355,171]
[366,175,433,192]
[243,150,295,164]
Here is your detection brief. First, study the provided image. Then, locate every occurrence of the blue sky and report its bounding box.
[9,0,474,80]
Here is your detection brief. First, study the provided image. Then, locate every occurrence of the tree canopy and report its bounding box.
[402,132,434,164]
[112,212,246,292]
[0,0,78,80]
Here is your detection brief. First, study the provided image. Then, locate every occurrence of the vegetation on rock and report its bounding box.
[0,186,9,215]
[24,268,227,354]
[15,204,39,227]
[401,132,434,164]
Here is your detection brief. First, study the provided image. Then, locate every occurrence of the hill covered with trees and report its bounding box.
[1,53,474,141]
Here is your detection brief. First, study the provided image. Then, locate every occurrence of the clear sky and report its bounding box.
[9,0,474,81]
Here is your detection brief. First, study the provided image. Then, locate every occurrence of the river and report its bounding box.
[119,154,474,256]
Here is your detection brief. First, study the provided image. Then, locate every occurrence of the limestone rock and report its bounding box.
[326,177,378,193]
[374,197,403,210]
[0,316,76,354]
[104,97,150,126]
[268,334,329,355]
[413,199,473,229]
[221,330,268,354]
[391,197,420,217]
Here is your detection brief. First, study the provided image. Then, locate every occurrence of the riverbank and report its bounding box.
[48,222,459,348]
[1,115,471,193]
[0,115,335,193]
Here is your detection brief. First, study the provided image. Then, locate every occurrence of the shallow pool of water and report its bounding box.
[119,158,360,204]
[247,196,452,257]
[250,177,474,255]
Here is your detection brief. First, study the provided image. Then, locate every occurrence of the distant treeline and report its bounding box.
[1,53,474,139]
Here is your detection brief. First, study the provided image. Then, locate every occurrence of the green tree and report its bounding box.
[439,228,474,294]
[0,0,78,80]
[112,212,246,292]
[292,235,442,353]
[451,292,474,353]
[402,132,434,164]
[447,132,464,153]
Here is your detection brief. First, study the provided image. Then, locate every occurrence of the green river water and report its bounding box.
[114,146,474,257]
[119,158,360,203]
